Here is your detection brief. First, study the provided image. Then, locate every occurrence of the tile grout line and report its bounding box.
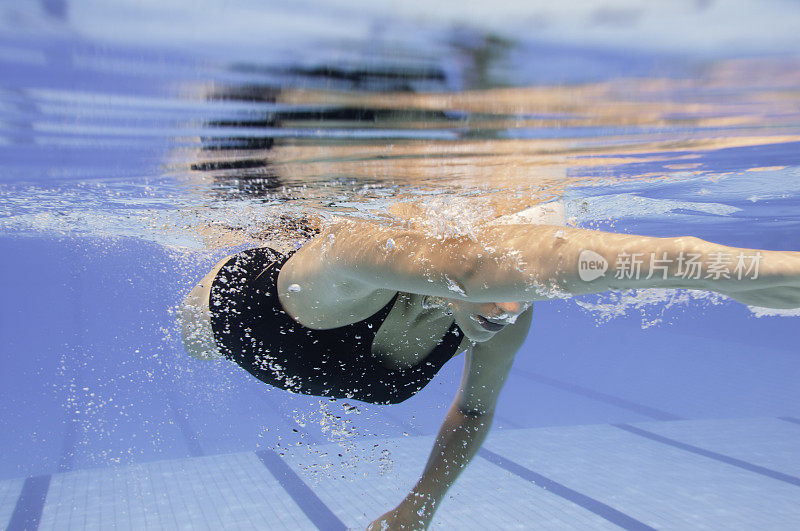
[255,449,347,531]
[6,475,51,531]
[377,407,654,530]
[778,416,800,426]
[478,448,656,531]
[513,368,685,421]
[614,423,800,488]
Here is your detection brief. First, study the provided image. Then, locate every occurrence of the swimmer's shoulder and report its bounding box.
[277,238,397,329]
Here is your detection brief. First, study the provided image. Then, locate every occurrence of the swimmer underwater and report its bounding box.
[180,203,800,530]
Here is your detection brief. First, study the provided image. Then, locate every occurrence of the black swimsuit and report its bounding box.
[210,247,465,405]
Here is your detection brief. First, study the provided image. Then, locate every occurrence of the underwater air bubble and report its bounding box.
[444,274,466,295]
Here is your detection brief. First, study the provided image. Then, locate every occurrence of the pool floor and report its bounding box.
[3,417,799,530]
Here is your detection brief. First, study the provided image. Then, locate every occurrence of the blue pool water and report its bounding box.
[1,1,800,529]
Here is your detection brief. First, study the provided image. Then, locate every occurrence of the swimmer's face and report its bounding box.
[449,300,530,342]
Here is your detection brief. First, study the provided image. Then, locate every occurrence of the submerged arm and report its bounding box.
[318,219,800,308]
[368,308,532,530]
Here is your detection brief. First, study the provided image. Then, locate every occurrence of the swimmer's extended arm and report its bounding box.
[318,220,800,309]
[367,308,532,530]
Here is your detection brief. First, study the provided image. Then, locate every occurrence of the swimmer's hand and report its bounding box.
[367,502,431,530]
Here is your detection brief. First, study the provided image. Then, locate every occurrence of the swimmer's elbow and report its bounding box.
[458,408,487,419]
[456,402,495,420]
[325,220,485,296]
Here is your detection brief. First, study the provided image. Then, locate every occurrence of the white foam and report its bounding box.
[747,306,800,318]
[575,288,729,329]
